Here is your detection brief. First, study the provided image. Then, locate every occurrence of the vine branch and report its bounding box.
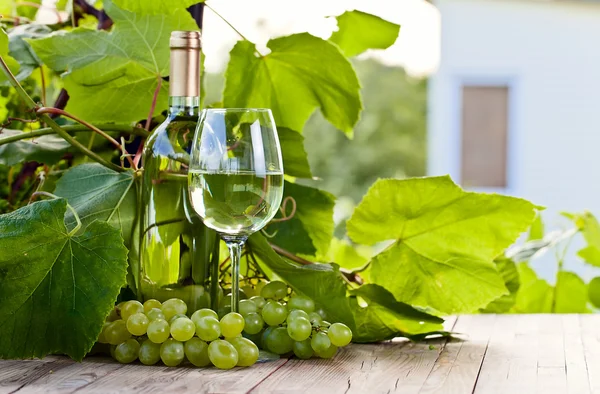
[0,124,149,146]
[204,3,265,56]
[36,107,136,169]
[0,54,123,172]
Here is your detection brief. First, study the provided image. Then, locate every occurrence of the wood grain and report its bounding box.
[0,315,595,394]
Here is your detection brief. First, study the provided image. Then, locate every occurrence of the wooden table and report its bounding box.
[1,314,597,394]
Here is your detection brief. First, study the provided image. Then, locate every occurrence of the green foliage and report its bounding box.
[302,59,427,202]
[0,199,128,361]
[223,34,361,134]
[481,257,520,313]
[276,127,312,178]
[113,0,201,14]
[7,24,51,81]
[347,177,537,313]
[0,28,20,84]
[330,10,400,57]
[588,277,600,308]
[53,163,137,246]
[27,0,198,123]
[268,181,335,257]
[0,129,70,165]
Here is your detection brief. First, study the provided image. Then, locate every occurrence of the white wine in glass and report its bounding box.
[188,108,284,313]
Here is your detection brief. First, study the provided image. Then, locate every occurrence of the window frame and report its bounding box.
[448,74,522,195]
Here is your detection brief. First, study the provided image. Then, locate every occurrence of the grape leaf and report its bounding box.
[480,257,520,313]
[528,213,544,241]
[223,34,362,134]
[113,0,202,14]
[0,28,20,85]
[568,212,600,267]
[27,0,198,122]
[329,10,400,57]
[554,271,589,313]
[53,163,136,247]
[327,238,369,271]
[511,263,552,313]
[347,176,537,314]
[7,24,51,81]
[588,277,600,308]
[268,181,335,257]
[350,284,443,342]
[277,127,312,178]
[0,129,70,165]
[0,199,128,361]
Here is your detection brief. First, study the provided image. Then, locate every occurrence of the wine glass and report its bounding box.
[188,108,284,313]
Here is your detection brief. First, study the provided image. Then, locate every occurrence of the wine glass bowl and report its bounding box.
[188,108,284,312]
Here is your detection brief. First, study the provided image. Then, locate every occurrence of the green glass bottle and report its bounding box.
[139,31,218,311]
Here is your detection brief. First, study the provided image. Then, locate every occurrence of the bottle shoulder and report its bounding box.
[143,115,197,158]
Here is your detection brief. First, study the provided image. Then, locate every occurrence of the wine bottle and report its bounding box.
[138,31,218,311]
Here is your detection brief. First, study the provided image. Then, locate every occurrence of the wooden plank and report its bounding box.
[562,315,591,394]
[250,317,459,394]
[0,356,74,394]
[10,356,289,394]
[579,314,600,394]
[419,314,496,394]
[473,314,539,393]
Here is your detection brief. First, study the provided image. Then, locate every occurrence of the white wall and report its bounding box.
[429,0,600,217]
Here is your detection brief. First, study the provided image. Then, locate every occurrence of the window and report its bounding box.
[460,86,509,188]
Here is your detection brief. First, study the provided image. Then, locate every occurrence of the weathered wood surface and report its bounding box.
[1,314,598,394]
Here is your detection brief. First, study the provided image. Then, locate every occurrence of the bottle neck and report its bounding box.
[168,96,200,117]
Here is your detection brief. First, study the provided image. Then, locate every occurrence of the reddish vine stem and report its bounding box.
[269,243,364,285]
[36,107,136,170]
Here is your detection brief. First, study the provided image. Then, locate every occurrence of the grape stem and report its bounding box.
[269,243,364,285]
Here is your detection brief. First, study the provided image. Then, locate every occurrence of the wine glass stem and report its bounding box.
[223,236,247,313]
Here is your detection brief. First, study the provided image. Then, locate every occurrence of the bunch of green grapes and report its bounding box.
[98,298,258,369]
[235,280,352,359]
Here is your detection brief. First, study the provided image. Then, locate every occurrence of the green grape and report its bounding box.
[169,314,188,324]
[105,307,119,322]
[97,322,111,344]
[241,285,256,298]
[114,338,140,364]
[228,337,259,367]
[143,299,162,314]
[160,338,185,367]
[287,296,315,313]
[293,339,314,360]
[315,344,338,359]
[109,344,116,359]
[260,281,288,300]
[311,332,331,353]
[287,317,312,342]
[287,309,309,324]
[242,332,262,346]
[170,317,196,342]
[121,300,144,321]
[184,337,211,367]
[243,312,264,335]
[195,316,221,342]
[254,281,267,295]
[308,312,323,325]
[104,320,132,345]
[220,312,245,338]
[208,340,239,370]
[146,308,166,321]
[249,296,266,309]
[261,326,275,349]
[126,312,149,336]
[147,319,170,344]
[239,299,258,316]
[314,305,327,320]
[261,301,288,326]
[191,308,218,323]
[265,327,294,355]
[161,298,187,320]
[138,339,161,365]
[328,323,353,347]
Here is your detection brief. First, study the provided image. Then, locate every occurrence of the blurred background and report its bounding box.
[26,0,600,282]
